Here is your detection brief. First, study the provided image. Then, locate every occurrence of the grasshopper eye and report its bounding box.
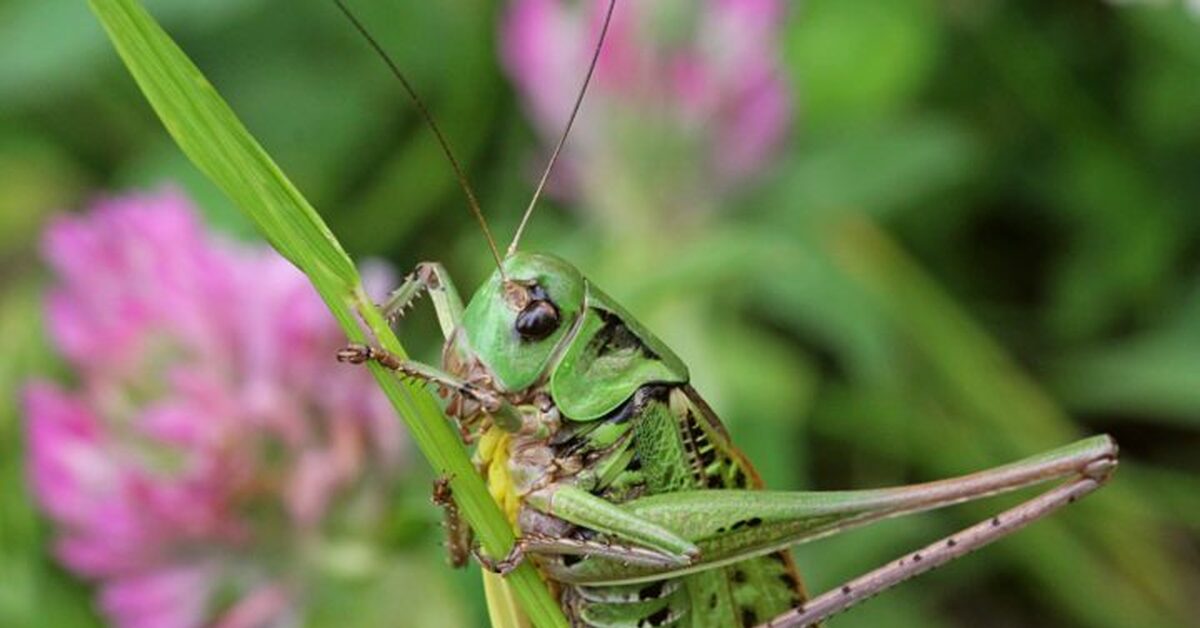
[515,300,560,341]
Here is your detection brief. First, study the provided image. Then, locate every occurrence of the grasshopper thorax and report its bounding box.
[449,251,688,427]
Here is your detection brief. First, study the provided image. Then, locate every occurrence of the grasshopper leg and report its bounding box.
[759,456,1116,627]
[526,485,701,563]
[473,534,689,576]
[540,435,1116,588]
[336,344,522,431]
[472,485,703,576]
[379,262,464,338]
[432,477,473,568]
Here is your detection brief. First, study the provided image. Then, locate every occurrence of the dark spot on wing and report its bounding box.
[638,581,666,600]
[731,518,761,531]
[731,570,747,584]
[740,608,758,627]
[643,606,672,627]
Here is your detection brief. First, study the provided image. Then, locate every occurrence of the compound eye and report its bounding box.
[515,300,560,341]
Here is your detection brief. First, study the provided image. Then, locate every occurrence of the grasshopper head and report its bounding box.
[460,252,585,392]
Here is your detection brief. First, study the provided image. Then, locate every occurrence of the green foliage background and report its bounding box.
[1,1,1198,626]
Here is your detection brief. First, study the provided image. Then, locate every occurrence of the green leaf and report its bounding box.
[85,0,565,625]
[89,0,356,290]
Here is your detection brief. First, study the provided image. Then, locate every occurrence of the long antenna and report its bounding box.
[333,0,506,276]
[506,0,617,257]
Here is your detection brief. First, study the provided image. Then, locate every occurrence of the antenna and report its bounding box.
[332,0,506,277]
[506,0,617,257]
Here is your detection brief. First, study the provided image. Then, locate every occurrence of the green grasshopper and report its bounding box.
[332,1,1118,626]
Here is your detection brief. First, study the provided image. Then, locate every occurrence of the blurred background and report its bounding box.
[2,0,1198,626]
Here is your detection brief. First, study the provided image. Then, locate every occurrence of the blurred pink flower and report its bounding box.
[25,190,404,628]
[502,0,792,215]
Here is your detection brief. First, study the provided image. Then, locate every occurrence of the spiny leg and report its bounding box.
[379,262,464,338]
[432,477,473,568]
[473,534,690,577]
[526,485,701,564]
[336,344,522,431]
[471,484,703,576]
[760,457,1116,627]
[541,435,1116,585]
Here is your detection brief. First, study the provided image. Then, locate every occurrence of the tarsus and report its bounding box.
[333,0,506,276]
[506,0,617,257]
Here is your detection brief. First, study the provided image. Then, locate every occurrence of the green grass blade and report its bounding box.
[85,0,564,625]
[96,1,352,287]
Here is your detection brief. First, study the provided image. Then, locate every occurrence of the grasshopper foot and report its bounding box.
[336,343,402,370]
[473,537,537,576]
[431,476,456,506]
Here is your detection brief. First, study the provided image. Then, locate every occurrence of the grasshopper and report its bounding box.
[332,1,1118,626]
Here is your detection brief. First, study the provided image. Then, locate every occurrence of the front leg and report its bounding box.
[337,344,523,432]
[379,262,464,339]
